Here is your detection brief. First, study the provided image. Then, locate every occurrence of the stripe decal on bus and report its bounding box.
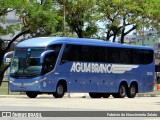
[112,64,139,74]
[70,62,139,74]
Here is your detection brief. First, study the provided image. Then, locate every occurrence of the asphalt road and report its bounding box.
[0,94,160,120]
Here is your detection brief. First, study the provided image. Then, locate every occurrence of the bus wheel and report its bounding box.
[103,93,110,98]
[89,93,101,98]
[53,83,65,98]
[112,84,127,98]
[112,93,119,98]
[127,84,137,98]
[26,92,38,98]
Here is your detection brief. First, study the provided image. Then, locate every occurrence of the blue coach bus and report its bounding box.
[4,37,155,98]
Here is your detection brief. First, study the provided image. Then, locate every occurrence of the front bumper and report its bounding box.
[9,77,46,92]
[10,82,42,92]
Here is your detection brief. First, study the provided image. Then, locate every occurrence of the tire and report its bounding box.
[53,83,65,98]
[127,84,137,98]
[102,93,110,98]
[112,93,119,98]
[112,84,127,98]
[89,93,102,98]
[26,92,38,98]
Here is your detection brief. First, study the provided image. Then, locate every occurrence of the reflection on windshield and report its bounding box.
[10,47,45,78]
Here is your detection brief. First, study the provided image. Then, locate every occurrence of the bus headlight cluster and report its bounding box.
[34,77,46,84]
[35,81,39,84]
[9,80,13,83]
[9,78,14,83]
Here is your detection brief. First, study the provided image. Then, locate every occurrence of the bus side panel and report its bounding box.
[123,64,154,93]
[57,62,99,92]
[140,64,155,93]
[57,62,80,92]
[97,73,117,93]
[41,72,57,93]
[104,64,154,93]
[56,62,154,93]
[57,62,121,93]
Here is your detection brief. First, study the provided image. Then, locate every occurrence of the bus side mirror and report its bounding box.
[40,50,55,64]
[3,51,14,64]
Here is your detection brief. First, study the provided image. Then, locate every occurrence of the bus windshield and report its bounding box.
[10,47,45,78]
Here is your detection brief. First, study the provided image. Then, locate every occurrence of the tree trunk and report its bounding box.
[77,32,83,38]
[0,50,4,67]
[0,49,8,86]
[75,28,83,38]
[0,64,9,86]
[106,30,112,41]
[112,34,117,42]
[120,28,125,43]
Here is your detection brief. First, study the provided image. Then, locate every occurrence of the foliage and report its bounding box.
[0,0,160,85]
[0,0,61,85]
[0,0,61,53]
[98,0,160,42]
[57,0,99,38]
[16,0,60,37]
[147,0,160,32]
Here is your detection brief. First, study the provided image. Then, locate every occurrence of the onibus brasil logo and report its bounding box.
[70,62,139,74]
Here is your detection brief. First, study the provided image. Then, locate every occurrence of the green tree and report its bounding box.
[147,0,160,33]
[0,0,60,85]
[98,0,160,43]
[57,0,98,38]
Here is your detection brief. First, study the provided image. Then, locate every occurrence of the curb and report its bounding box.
[137,90,160,97]
[0,93,160,98]
[137,94,157,97]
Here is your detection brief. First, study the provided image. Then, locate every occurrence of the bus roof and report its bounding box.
[17,37,154,50]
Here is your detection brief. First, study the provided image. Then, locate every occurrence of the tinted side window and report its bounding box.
[61,44,154,65]
[144,50,153,64]
[120,49,133,64]
[47,44,62,59]
[133,49,154,64]
[61,45,108,63]
[42,53,56,74]
[61,45,78,64]
[133,49,144,64]
[92,46,107,62]
[108,47,120,63]
[61,45,93,63]
[47,44,62,53]
[77,45,92,62]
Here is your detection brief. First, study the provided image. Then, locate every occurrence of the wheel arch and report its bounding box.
[57,79,68,92]
[129,81,138,93]
[119,80,129,89]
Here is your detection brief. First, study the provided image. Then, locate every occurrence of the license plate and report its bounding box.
[19,87,26,91]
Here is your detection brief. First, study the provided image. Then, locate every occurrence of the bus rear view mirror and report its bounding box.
[40,50,55,64]
[3,51,14,64]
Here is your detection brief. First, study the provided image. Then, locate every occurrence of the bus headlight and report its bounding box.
[34,77,46,84]
[35,81,39,84]
[9,80,13,83]
[9,78,14,83]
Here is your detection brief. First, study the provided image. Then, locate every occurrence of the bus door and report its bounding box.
[41,51,57,92]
